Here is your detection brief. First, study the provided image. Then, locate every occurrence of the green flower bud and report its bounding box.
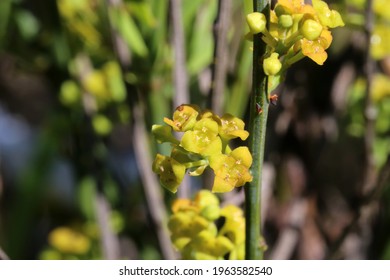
[300,19,323,41]
[279,14,293,28]
[60,80,80,106]
[92,114,112,136]
[263,53,282,76]
[246,12,266,34]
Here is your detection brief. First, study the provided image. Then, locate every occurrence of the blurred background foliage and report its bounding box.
[0,0,390,260]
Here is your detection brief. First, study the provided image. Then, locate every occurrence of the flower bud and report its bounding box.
[263,53,282,76]
[246,12,266,34]
[60,80,80,106]
[278,14,293,28]
[92,114,112,136]
[299,19,323,41]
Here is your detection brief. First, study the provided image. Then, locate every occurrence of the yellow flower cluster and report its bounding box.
[246,0,344,81]
[57,0,102,51]
[152,105,252,193]
[60,61,126,107]
[168,190,245,260]
[48,227,91,255]
[39,224,99,260]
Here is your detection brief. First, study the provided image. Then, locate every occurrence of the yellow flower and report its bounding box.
[372,74,390,102]
[180,118,222,156]
[297,28,332,65]
[312,0,344,28]
[218,114,249,141]
[168,190,246,259]
[209,147,253,193]
[371,24,390,60]
[220,205,246,245]
[152,154,186,193]
[277,0,316,15]
[49,227,90,254]
[164,104,200,132]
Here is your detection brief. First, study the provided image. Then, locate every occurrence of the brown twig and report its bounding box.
[170,0,189,107]
[211,0,232,116]
[170,0,191,198]
[95,193,120,259]
[132,102,177,260]
[361,0,376,196]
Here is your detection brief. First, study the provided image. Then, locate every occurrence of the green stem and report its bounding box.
[261,29,278,48]
[245,0,270,260]
[183,159,208,169]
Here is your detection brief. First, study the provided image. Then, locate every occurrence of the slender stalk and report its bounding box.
[133,102,177,260]
[362,0,376,195]
[170,0,191,198]
[245,0,270,260]
[171,0,189,107]
[211,0,232,116]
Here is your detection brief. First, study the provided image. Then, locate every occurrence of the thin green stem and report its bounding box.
[261,29,278,48]
[183,159,208,169]
[245,0,270,260]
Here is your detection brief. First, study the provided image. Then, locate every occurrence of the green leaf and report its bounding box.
[15,9,40,41]
[103,61,126,102]
[0,0,12,44]
[187,1,217,75]
[127,1,156,28]
[77,177,97,221]
[110,7,148,57]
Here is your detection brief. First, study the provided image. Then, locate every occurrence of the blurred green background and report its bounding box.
[0,0,390,260]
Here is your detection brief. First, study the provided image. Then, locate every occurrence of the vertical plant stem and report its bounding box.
[211,0,232,116]
[170,0,191,198]
[362,0,376,195]
[245,0,270,260]
[170,0,189,106]
[132,102,177,260]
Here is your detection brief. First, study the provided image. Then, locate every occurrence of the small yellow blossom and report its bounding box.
[48,227,90,255]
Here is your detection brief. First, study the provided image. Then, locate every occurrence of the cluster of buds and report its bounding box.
[152,104,253,193]
[246,0,344,90]
[168,190,245,260]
